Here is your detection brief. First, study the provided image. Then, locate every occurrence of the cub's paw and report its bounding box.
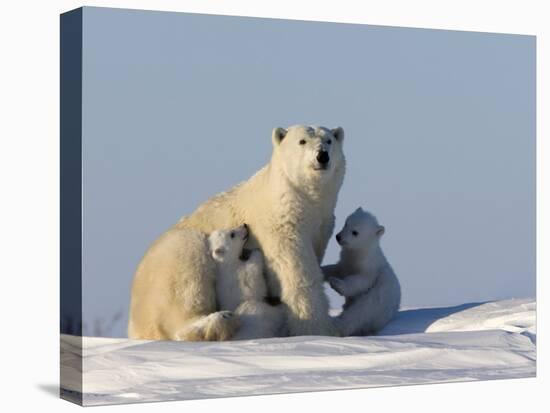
[328,277,348,296]
[175,311,240,342]
[204,311,240,341]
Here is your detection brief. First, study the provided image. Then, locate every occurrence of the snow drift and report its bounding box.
[60,298,536,406]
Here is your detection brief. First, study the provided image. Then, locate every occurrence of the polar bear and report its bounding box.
[323,208,401,336]
[208,224,285,340]
[128,228,240,341]
[128,125,346,339]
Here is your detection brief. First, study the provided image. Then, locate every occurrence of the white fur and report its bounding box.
[129,125,345,338]
[128,228,239,341]
[209,226,285,340]
[175,125,345,336]
[323,208,401,335]
[233,300,286,340]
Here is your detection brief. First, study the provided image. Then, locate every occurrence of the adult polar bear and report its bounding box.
[128,125,345,340]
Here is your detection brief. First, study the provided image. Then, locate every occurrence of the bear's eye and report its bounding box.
[230,232,235,239]
[327,139,332,145]
[299,139,306,145]
[352,230,358,236]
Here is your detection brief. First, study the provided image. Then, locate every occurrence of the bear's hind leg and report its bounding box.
[336,288,394,336]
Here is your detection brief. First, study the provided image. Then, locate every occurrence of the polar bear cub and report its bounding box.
[323,208,401,336]
[209,224,285,340]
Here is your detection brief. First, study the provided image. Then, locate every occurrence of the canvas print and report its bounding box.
[60,6,536,406]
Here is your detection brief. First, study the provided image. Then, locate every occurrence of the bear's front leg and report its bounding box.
[315,213,335,263]
[270,240,337,337]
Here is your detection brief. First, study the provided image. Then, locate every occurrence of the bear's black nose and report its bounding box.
[317,150,330,165]
[336,233,341,242]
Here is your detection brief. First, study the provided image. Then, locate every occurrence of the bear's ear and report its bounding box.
[331,127,344,142]
[376,225,385,237]
[272,127,287,147]
[355,207,364,213]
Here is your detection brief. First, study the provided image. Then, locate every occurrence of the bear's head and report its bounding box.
[208,224,249,263]
[271,125,345,190]
[335,207,385,251]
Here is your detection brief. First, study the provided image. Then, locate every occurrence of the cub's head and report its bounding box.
[208,224,249,263]
[336,208,385,251]
[271,125,345,188]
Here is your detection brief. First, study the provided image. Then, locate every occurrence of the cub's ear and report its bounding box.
[272,127,287,147]
[376,225,385,237]
[331,127,344,142]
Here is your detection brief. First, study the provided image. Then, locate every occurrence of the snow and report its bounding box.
[60,298,536,406]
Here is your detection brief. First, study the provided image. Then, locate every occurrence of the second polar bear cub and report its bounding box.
[323,208,401,336]
[209,224,285,340]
